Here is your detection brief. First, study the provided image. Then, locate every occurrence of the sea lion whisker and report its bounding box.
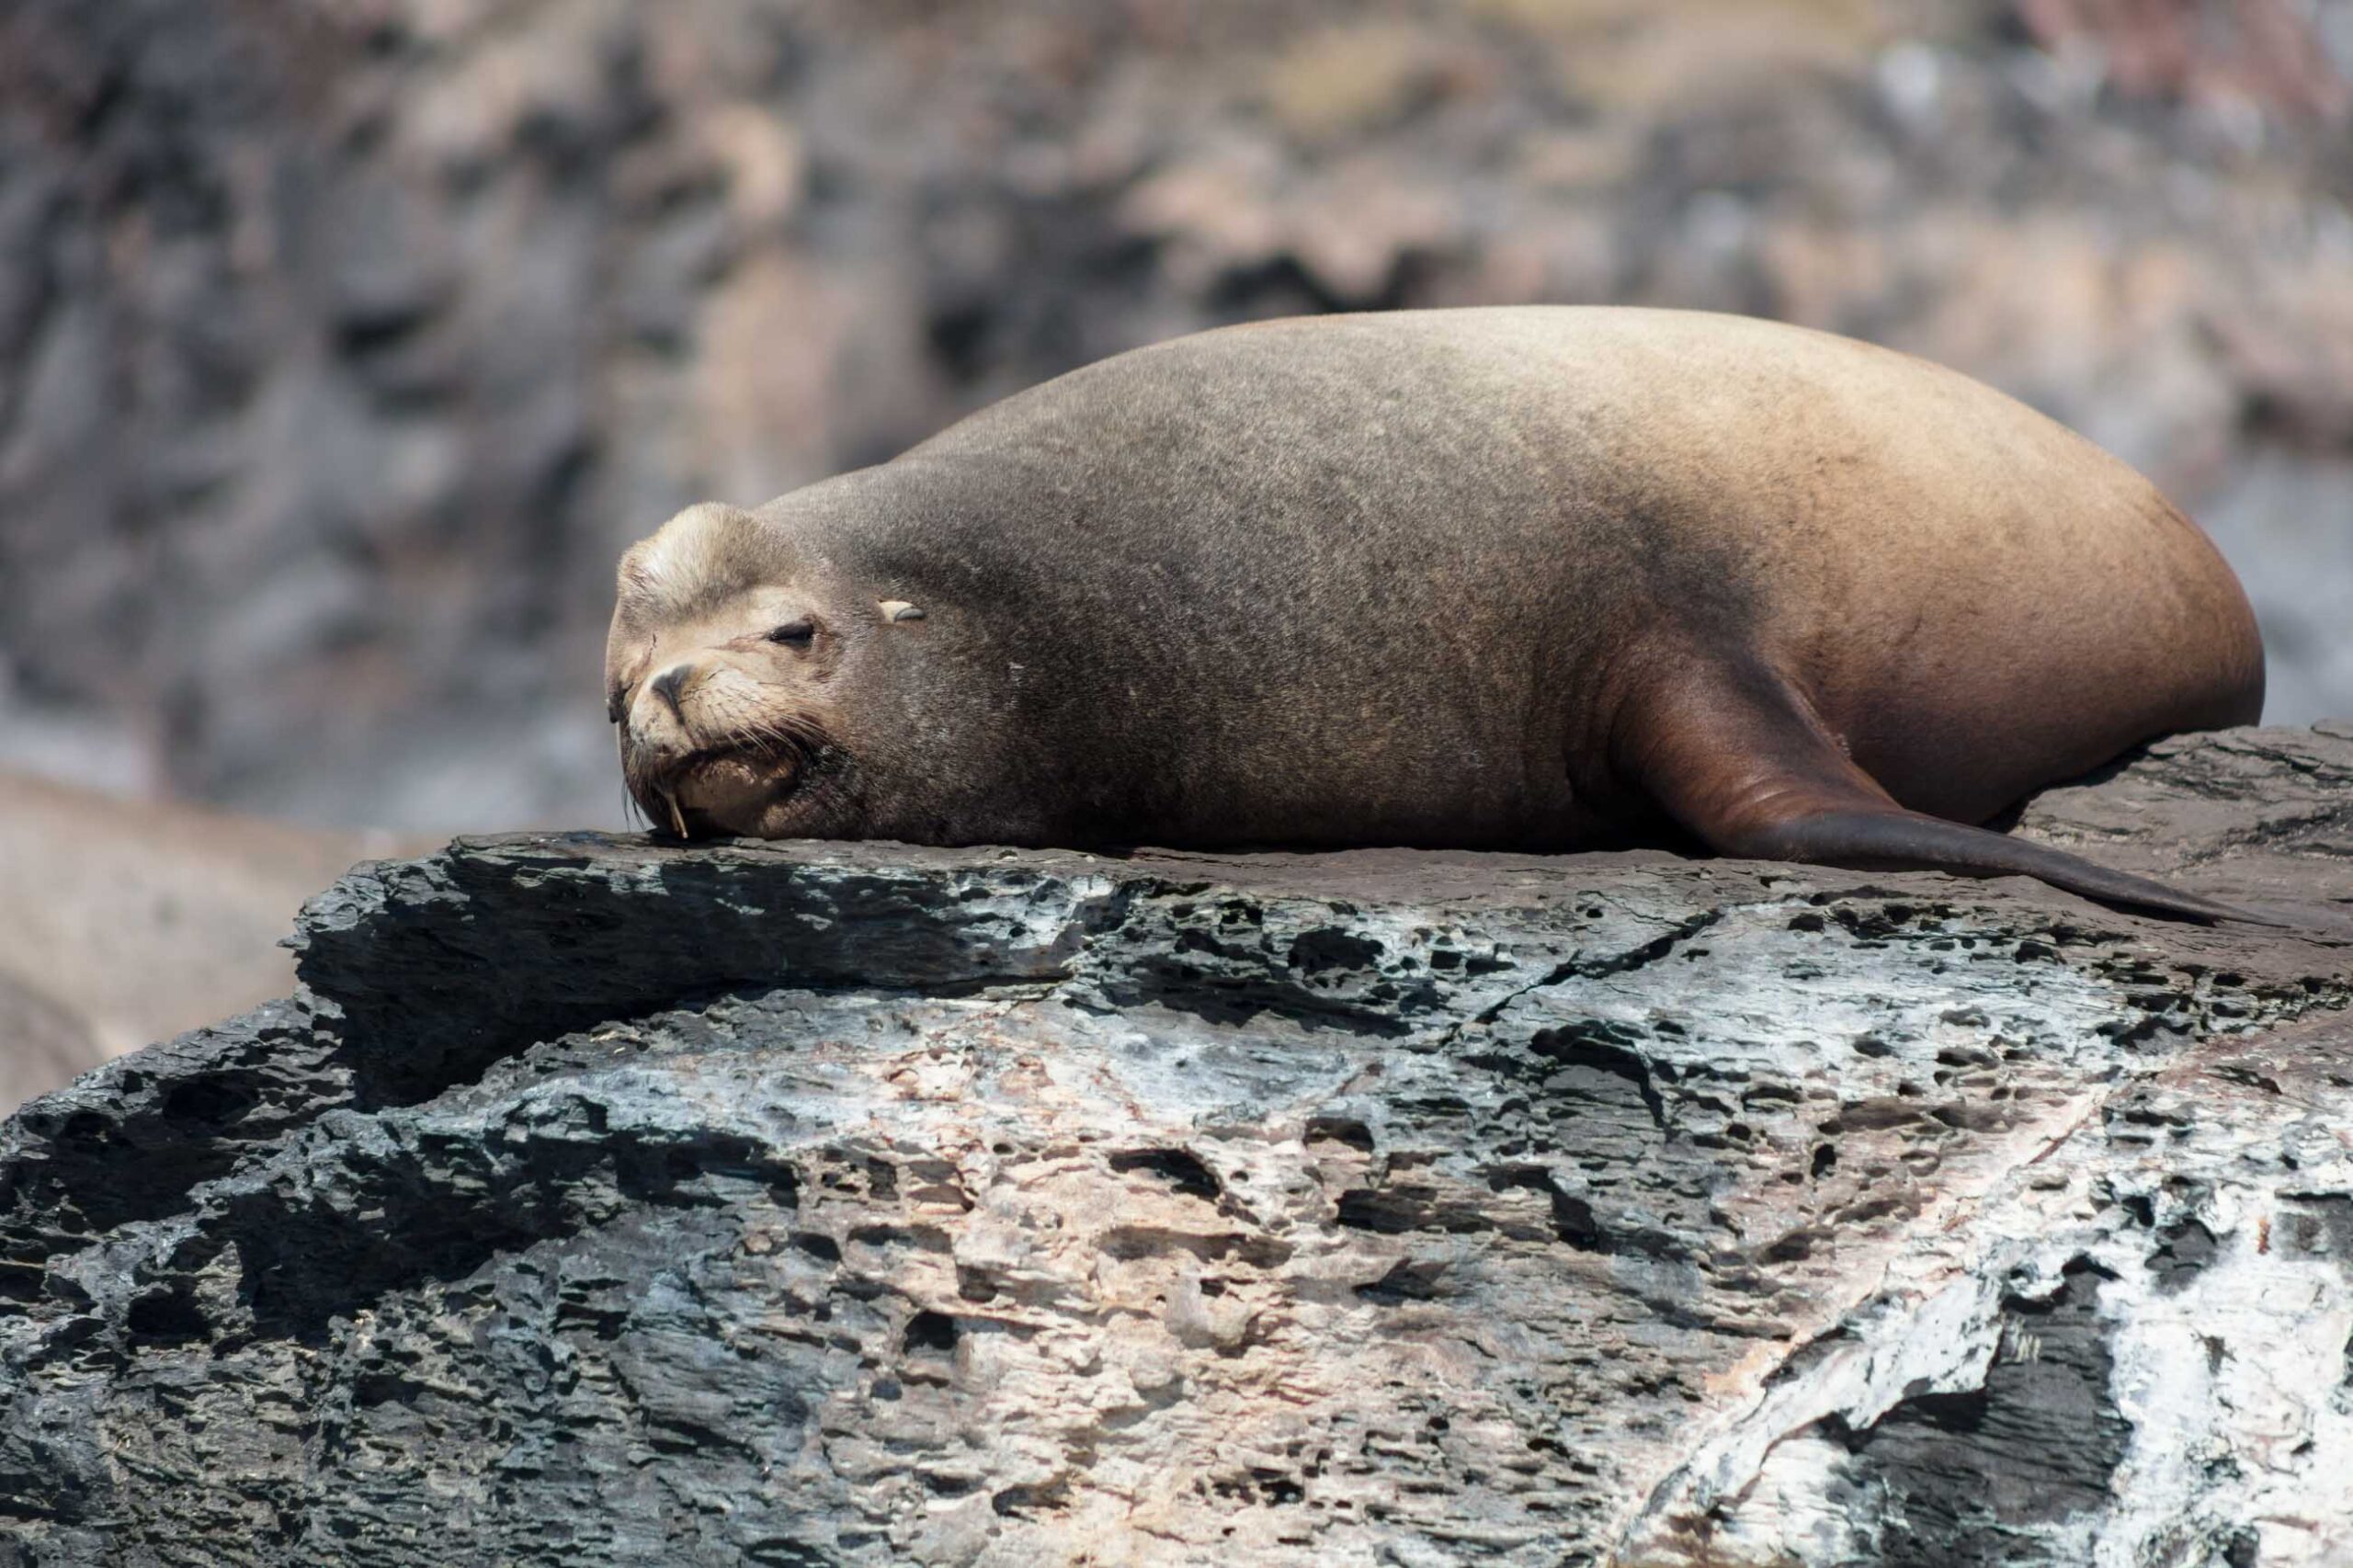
[617,725,649,828]
[733,714,828,765]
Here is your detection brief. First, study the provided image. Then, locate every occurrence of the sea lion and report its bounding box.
[605,307,2266,921]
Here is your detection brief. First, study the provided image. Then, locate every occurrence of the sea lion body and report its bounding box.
[608,308,2263,918]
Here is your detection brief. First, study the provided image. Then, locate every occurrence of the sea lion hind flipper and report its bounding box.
[1618,660,2280,927]
[1729,808,2284,927]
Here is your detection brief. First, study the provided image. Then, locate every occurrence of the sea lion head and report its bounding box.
[606,501,898,839]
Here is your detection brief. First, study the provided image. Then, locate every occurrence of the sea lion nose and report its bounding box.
[649,663,695,720]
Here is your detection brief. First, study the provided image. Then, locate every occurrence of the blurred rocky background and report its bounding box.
[2,0,2349,832]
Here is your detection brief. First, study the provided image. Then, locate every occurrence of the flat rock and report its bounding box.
[2,727,2350,1566]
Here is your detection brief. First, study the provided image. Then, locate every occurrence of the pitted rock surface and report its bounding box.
[2,726,2350,1566]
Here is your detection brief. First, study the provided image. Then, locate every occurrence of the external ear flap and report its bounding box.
[878,600,926,622]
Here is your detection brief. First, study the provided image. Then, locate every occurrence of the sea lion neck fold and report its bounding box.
[608,306,2268,924]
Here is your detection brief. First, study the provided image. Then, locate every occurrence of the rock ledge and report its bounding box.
[3,726,2351,1566]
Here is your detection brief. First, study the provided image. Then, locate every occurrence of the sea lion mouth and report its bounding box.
[631,736,813,840]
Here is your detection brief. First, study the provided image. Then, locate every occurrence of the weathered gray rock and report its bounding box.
[2,726,2350,1566]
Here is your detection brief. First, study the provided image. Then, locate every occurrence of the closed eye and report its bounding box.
[768,619,815,646]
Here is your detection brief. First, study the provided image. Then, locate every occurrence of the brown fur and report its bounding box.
[607,308,2264,918]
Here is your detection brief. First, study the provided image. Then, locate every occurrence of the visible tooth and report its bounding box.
[666,793,688,837]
